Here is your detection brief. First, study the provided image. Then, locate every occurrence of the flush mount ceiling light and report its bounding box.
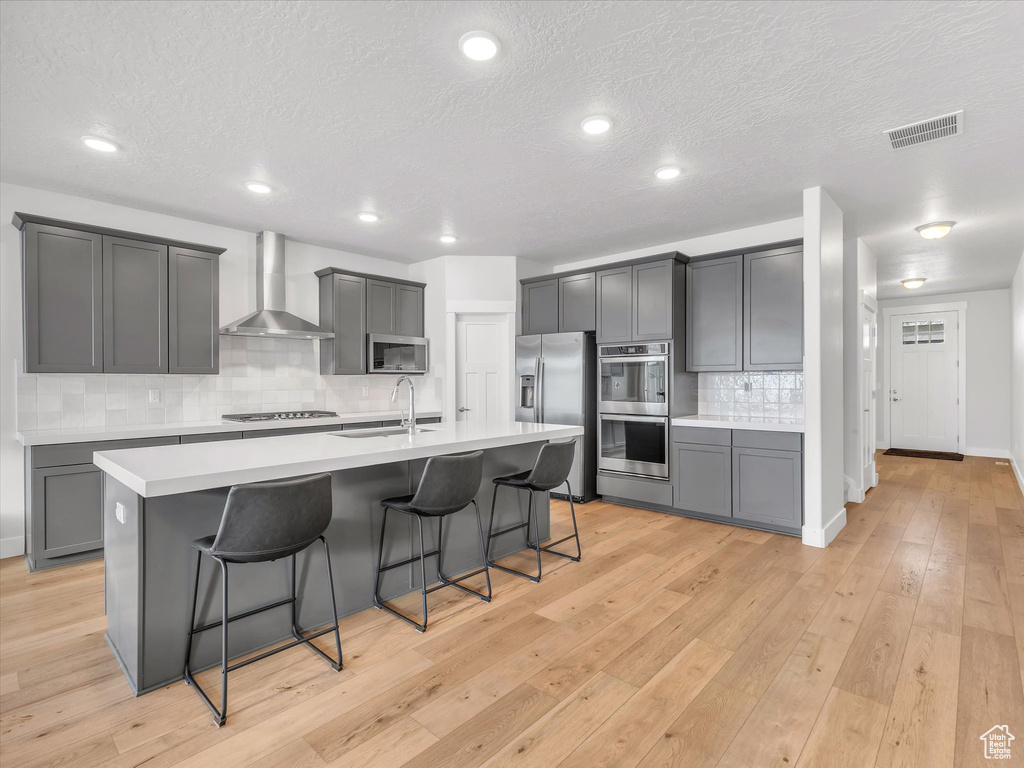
[358,212,380,223]
[581,116,612,135]
[82,136,118,153]
[915,221,955,239]
[246,181,272,194]
[655,166,681,180]
[901,278,927,290]
[439,234,457,244]
[459,31,500,61]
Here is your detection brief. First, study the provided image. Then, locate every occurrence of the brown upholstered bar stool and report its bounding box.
[486,439,581,583]
[183,473,343,726]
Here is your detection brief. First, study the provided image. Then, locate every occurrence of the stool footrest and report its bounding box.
[378,549,441,572]
[487,521,530,539]
[226,624,341,673]
[189,596,294,635]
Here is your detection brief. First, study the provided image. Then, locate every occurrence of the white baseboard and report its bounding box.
[802,507,847,548]
[0,536,24,560]
[876,440,888,450]
[964,446,1011,459]
[1012,455,1024,495]
[843,475,865,504]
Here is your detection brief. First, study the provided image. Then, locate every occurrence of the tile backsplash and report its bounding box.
[697,371,804,418]
[16,336,442,430]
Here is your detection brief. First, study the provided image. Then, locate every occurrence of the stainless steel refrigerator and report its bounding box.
[515,332,597,502]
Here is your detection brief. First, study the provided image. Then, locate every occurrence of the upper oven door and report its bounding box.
[367,334,429,373]
[599,355,669,415]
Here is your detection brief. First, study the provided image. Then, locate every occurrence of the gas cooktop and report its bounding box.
[221,410,339,423]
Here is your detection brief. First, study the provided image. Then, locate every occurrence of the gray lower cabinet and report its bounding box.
[673,442,732,517]
[396,283,424,336]
[320,272,367,374]
[732,446,803,528]
[22,223,104,373]
[686,256,742,371]
[30,465,104,560]
[179,432,241,444]
[744,246,803,370]
[632,260,674,341]
[168,247,219,374]
[595,266,633,342]
[522,278,559,335]
[558,272,596,332]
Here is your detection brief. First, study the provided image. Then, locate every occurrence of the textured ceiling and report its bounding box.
[1,0,1022,298]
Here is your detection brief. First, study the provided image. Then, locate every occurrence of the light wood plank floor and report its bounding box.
[1,453,1022,768]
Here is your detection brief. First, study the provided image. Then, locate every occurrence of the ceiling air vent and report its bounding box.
[884,110,963,150]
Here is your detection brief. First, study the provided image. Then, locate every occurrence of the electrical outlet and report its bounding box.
[362,386,369,396]
[115,502,126,524]
[147,389,162,405]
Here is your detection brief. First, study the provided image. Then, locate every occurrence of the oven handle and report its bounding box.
[599,355,668,365]
[599,413,668,424]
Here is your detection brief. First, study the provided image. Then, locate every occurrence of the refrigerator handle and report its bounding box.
[536,357,544,423]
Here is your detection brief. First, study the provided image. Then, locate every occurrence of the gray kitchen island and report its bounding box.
[94,420,583,695]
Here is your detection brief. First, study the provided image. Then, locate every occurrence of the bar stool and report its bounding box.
[373,451,490,632]
[486,440,581,583]
[183,473,343,726]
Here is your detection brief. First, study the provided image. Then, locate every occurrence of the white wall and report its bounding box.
[843,238,878,501]
[0,182,413,558]
[552,217,804,272]
[803,187,846,547]
[877,288,1012,457]
[1012,250,1024,488]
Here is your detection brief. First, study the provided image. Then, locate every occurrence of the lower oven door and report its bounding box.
[598,413,670,478]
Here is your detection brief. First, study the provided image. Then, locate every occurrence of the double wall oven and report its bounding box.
[598,343,671,479]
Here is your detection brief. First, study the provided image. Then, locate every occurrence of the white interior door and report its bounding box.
[455,314,508,422]
[889,310,959,452]
[860,298,878,488]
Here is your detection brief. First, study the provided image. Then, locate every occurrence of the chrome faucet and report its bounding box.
[391,376,416,434]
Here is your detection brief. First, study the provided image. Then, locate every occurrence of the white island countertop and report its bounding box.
[16,409,441,447]
[672,414,805,433]
[94,421,583,498]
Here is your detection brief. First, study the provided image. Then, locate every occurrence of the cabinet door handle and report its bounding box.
[458,407,471,412]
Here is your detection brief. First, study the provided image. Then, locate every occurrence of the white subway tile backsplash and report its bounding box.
[16,335,443,430]
[697,371,803,419]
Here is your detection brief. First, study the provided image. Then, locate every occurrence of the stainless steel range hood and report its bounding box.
[220,231,333,339]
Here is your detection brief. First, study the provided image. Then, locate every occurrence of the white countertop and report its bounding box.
[94,420,584,498]
[672,414,805,433]
[16,409,442,447]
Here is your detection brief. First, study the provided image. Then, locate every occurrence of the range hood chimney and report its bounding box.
[220,231,333,339]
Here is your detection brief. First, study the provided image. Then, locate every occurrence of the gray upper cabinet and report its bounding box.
[595,266,633,342]
[558,272,596,332]
[732,445,803,528]
[686,256,743,371]
[366,279,397,334]
[396,284,424,336]
[168,247,219,374]
[23,223,103,373]
[744,247,803,370]
[102,236,168,374]
[522,278,559,335]
[632,260,673,341]
[320,272,367,375]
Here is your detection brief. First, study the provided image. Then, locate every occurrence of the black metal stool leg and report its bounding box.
[288,545,343,671]
[437,506,492,603]
[320,537,344,670]
[473,501,493,601]
[417,513,429,631]
[218,558,229,725]
[486,484,542,583]
[372,508,389,611]
[183,548,202,686]
[485,482,500,564]
[540,481,582,562]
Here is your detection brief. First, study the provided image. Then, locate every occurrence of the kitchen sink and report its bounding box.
[336,425,442,439]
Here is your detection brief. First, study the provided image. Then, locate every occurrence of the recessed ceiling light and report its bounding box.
[581,116,612,135]
[439,234,457,244]
[655,166,681,180]
[358,212,380,223]
[901,278,926,290]
[246,181,272,194]
[82,136,118,153]
[459,31,500,61]
[915,221,954,239]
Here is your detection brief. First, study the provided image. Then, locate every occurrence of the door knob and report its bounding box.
[458,407,471,412]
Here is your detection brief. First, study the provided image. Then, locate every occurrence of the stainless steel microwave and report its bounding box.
[367,334,429,374]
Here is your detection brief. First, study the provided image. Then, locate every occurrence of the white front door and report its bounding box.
[861,297,878,488]
[889,310,959,452]
[455,314,508,422]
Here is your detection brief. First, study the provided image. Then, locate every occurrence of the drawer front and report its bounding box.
[180,432,242,444]
[341,421,383,430]
[732,430,802,451]
[672,426,731,446]
[596,472,673,507]
[32,436,180,468]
